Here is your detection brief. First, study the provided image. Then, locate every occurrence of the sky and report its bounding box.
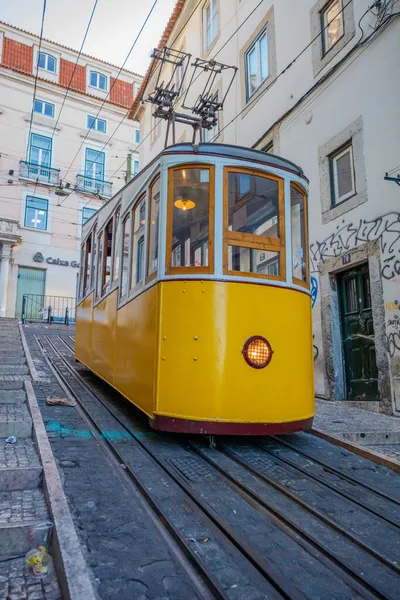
[0,0,177,75]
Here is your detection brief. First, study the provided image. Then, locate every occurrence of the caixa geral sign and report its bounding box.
[33,252,79,268]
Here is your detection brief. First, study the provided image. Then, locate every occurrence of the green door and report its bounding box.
[15,267,46,319]
[338,264,378,401]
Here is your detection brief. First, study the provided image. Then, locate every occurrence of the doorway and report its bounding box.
[15,267,46,319]
[338,263,378,401]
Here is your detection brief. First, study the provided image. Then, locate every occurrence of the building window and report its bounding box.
[82,207,97,224]
[33,99,55,118]
[245,27,268,100]
[24,196,48,230]
[29,133,52,167]
[135,130,140,144]
[85,148,105,181]
[38,52,56,73]
[204,0,218,50]
[134,160,139,176]
[321,0,344,54]
[151,116,161,143]
[330,143,355,205]
[87,115,107,133]
[90,71,108,91]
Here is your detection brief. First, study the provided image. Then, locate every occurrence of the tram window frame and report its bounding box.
[290,182,309,289]
[131,193,147,295]
[166,164,215,275]
[112,206,121,286]
[223,166,285,281]
[91,224,97,292]
[82,232,93,298]
[119,211,132,302]
[102,217,114,295]
[146,176,160,284]
[96,230,104,300]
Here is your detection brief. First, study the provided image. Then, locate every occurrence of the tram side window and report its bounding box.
[131,196,146,290]
[120,213,131,299]
[147,177,160,279]
[224,168,284,279]
[168,166,213,272]
[91,226,97,291]
[290,184,308,286]
[113,208,121,284]
[96,232,104,299]
[82,233,92,297]
[103,218,113,292]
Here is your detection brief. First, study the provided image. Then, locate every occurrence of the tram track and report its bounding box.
[36,333,400,600]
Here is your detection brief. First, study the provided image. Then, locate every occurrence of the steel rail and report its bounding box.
[187,441,390,600]
[218,444,400,578]
[42,335,292,600]
[36,335,232,600]
[251,439,400,529]
[268,434,400,506]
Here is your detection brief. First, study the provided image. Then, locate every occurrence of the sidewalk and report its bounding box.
[313,399,400,463]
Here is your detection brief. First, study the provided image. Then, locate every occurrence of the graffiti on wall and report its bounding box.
[311,276,318,308]
[310,212,400,279]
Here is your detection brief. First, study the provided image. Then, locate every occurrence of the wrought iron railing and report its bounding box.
[76,173,113,198]
[21,294,76,325]
[19,161,60,185]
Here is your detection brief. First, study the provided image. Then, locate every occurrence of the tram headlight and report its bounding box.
[242,336,273,369]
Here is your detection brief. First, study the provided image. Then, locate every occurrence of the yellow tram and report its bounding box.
[75,143,314,434]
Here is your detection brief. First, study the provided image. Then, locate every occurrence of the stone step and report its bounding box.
[0,390,26,404]
[0,490,49,559]
[0,336,21,342]
[0,349,25,358]
[0,381,26,390]
[0,404,32,439]
[0,344,24,352]
[0,439,42,491]
[0,357,27,366]
[0,365,29,376]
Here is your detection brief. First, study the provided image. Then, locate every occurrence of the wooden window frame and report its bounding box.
[290,182,309,289]
[119,212,132,303]
[131,193,147,294]
[101,217,113,295]
[90,224,97,291]
[96,230,104,300]
[166,164,215,276]
[146,176,161,284]
[223,166,285,281]
[112,206,121,286]
[82,232,93,298]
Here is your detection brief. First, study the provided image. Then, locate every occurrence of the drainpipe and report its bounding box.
[125,153,132,184]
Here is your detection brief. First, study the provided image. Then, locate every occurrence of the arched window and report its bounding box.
[38,52,56,73]
[90,71,108,91]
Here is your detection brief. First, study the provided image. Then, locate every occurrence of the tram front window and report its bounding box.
[228,172,279,238]
[224,168,284,280]
[168,166,213,271]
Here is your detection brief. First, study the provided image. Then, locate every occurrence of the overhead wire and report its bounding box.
[60,0,160,191]
[25,0,47,161]
[49,0,100,148]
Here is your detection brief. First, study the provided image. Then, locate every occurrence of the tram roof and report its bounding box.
[160,143,306,178]
[82,142,307,236]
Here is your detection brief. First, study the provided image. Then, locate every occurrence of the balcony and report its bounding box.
[19,161,60,185]
[76,174,113,198]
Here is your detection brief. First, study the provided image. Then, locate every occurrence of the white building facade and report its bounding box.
[131,0,400,414]
[0,21,142,321]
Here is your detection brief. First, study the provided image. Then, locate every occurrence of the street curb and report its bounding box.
[310,428,400,474]
[24,378,98,600]
[19,323,40,381]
